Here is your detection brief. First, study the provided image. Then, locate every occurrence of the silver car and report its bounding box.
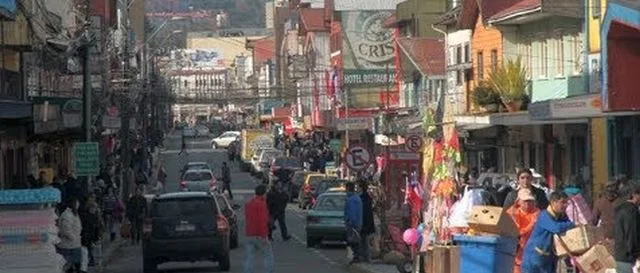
[179,169,217,192]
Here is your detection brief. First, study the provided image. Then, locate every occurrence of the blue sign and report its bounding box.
[0,0,16,20]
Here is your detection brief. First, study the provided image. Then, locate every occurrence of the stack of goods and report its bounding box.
[0,188,64,273]
[554,226,616,273]
[451,205,519,273]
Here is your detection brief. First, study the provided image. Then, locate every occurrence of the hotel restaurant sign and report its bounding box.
[528,94,602,120]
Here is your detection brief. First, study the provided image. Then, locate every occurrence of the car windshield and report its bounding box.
[275,157,299,168]
[184,172,213,181]
[219,133,234,138]
[262,151,280,161]
[186,164,208,170]
[151,198,216,217]
[314,195,346,211]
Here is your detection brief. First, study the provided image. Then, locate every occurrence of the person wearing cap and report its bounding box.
[507,189,541,273]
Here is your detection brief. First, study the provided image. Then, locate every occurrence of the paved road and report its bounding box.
[103,132,352,273]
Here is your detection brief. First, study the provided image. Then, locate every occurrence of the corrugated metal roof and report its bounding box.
[334,0,403,11]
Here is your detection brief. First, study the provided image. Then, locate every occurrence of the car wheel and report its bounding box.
[211,142,218,149]
[306,237,319,248]
[143,256,157,273]
[218,250,231,271]
[396,259,413,273]
[230,230,239,249]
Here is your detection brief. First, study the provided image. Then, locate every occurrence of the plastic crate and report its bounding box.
[453,235,518,273]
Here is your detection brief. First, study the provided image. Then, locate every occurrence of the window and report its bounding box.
[477,51,484,80]
[592,0,601,18]
[540,40,548,78]
[456,45,462,64]
[456,70,463,85]
[571,35,583,74]
[490,49,498,72]
[464,43,470,63]
[526,42,533,79]
[556,37,565,76]
[449,46,455,66]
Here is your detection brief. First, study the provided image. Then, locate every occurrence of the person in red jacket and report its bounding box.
[243,184,274,273]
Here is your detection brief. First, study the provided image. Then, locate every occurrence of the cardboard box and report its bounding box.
[467,206,519,238]
[422,246,460,273]
[554,225,596,256]
[575,244,616,273]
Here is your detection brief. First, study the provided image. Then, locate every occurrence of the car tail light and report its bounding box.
[304,184,311,193]
[180,181,187,188]
[143,218,152,238]
[307,216,320,223]
[217,215,229,232]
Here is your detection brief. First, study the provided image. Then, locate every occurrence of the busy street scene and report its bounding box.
[1,0,640,273]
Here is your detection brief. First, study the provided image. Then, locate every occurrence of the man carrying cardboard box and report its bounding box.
[521,191,575,273]
[613,182,640,273]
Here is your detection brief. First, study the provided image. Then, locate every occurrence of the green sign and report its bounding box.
[329,139,343,153]
[73,142,100,176]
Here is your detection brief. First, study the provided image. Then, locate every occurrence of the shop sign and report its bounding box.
[62,99,82,128]
[33,103,60,134]
[343,69,396,87]
[72,142,100,176]
[529,95,602,120]
[102,106,121,129]
[335,117,372,131]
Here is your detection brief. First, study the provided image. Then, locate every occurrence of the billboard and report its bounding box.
[341,10,396,108]
[0,0,16,20]
[171,49,224,69]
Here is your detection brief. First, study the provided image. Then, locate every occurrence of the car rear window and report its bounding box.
[152,198,216,217]
[184,172,212,181]
[308,175,325,186]
[292,172,307,185]
[275,157,299,168]
[314,195,346,211]
[187,164,208,170]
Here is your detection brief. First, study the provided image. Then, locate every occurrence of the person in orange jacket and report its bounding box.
[508,189,540,273]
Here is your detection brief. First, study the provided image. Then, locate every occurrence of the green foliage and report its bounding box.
[487,57,528,102]
[472,82,500,106]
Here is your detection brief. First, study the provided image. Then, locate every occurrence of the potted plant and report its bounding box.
[472,82,500,112]
[487,57,528,112]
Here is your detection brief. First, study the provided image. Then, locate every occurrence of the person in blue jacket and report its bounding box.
[344,182,363,264]
[521,191,575,273]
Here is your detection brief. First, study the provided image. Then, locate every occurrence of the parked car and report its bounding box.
[195,125,210,137]
[305,191,347,247]
[142,191,231,272]
[180,169,217,192]
[298,174,338,209]
[251,149,282,176]
[264,156,302,185]
[211,131,241,149]
[180,162,211,177]
[213,192,240,249]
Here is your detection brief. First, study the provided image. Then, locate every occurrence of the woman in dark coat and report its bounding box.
[359,180,376,263]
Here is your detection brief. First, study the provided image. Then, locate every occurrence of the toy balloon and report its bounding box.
[417,223,425,233]
[402,228,419,245]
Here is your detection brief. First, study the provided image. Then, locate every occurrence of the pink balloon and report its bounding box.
[403,228,419,245]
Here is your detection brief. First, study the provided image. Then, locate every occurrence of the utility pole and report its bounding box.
[83,0,93,188]
[119,0,132,199]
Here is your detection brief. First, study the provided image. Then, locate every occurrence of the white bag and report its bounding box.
[80,246,89,272]
[448,186,484,228]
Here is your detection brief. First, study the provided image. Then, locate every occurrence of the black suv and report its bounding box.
[143,192,231,273]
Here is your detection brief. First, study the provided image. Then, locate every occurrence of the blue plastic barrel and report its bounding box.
[453,235,518,273]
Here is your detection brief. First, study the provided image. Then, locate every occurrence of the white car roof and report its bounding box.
[187,162,208,166]
[184,169,213,174]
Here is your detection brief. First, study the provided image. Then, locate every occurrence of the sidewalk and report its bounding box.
[346,262,397,273]
[90,149,162,272]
